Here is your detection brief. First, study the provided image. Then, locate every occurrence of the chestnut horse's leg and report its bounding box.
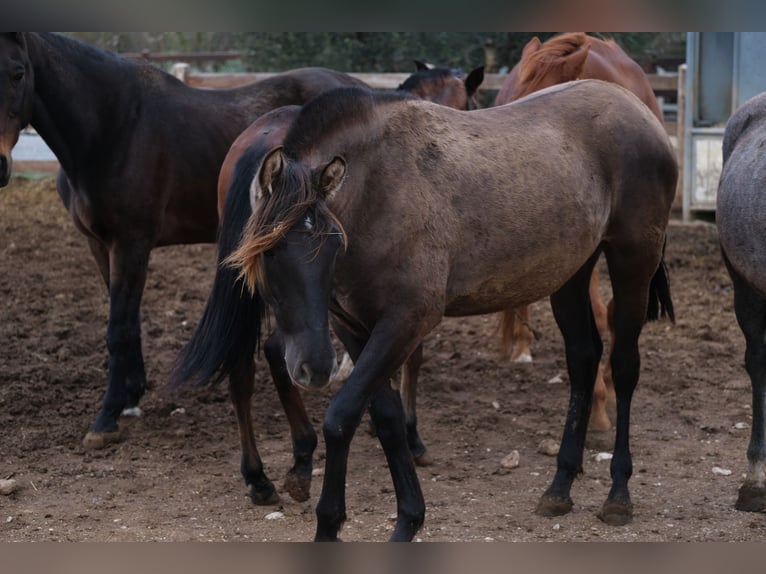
[536,254,602,519]
[227,355,280,505]
[315,316,426,542]
[83,241,151,449]
[725,258,766,512]
[586,270,615,447]
[263,330,318,503]
[502,306,534,362]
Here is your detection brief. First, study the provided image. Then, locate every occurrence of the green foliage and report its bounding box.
[65,32,685,74]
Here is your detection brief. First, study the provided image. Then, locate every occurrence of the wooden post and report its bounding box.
[171,62,190,84]
[675,63,687,213]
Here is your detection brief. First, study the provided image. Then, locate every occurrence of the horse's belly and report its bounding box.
[443,256,588,317]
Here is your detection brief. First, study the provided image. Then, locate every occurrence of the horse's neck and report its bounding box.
[25,33,138,176]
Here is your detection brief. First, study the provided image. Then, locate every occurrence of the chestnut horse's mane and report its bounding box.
[518,33,613,97]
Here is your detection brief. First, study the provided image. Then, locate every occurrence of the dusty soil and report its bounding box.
[1,175,764,542]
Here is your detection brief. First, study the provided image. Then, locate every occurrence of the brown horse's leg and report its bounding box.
[228,356,280,505]
[536,256,602,519]
[399,343,431,466]
[83,242,150,449]
[264,330,318,503]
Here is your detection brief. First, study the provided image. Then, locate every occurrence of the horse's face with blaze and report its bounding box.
[0,33,34,187]
[233,146,347,390]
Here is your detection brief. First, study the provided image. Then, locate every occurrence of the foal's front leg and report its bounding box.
[315,317,426,542]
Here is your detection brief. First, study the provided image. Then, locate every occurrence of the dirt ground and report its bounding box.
[1,175,764,542]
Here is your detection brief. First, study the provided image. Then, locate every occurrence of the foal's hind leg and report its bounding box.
[399,343,431,466]
[228,356,280,505]
[264,330,318,503]
[596,248,660,526]
[726,260,766,512]
[536,254,602,518]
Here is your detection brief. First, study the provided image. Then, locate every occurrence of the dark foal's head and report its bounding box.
[228,147,347,391]
[399,61,484,111]
[0,33,34,187]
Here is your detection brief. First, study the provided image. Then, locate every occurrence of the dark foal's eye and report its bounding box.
[12,68,24,84]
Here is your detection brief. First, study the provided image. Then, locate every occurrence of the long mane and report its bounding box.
[225,156,345,294]
[227,87,412,292]
[518,32,594,95]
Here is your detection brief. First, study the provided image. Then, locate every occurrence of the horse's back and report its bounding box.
[718,92,766,294]
[348,81,674,313]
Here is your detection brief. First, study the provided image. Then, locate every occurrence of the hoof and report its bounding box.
[535,493,573,517]
[249,483,280,506]
[120,406,144,418]
[735,483,766,512]
[82,428,122,450]
[513,352,533,364]
[283,471,312,503]
[585,428,615,452]
[598,500,633,525]
[413,450,433,467]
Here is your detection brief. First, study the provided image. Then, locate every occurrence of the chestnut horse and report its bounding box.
[171,64,485,505]
[717,91,766,514]
[226,81,676,539]
[0,33,367,455]
[495,32,666,438]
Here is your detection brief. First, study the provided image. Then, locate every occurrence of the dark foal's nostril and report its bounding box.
[300,363,313,384]
[0,155,8,180]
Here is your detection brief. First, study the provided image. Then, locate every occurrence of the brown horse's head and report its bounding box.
[399,61,484,110]
[227,147,347,390]
[0,33,34,187]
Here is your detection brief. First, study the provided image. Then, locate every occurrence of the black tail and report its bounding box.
[647,237,675,323]
[168,149,265,388]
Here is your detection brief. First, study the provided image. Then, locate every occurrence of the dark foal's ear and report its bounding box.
[464,66,485,98]
[318,156,347,200]
[414,60,432,71]
[251,146,283,207]
[4,33,26,48]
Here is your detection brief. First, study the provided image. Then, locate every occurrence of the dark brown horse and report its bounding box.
[494,32,666,438]
[171,65,485,505]
[226,80,677,540]
[717,91,766,514]
[0,32,367,456]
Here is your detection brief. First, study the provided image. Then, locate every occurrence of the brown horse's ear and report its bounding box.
[318,156,347,201]
[562,44,590,79]
[250,146,283,208]
[521,36,542,58]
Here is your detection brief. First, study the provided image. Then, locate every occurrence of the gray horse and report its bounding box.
[717,91,766,513]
